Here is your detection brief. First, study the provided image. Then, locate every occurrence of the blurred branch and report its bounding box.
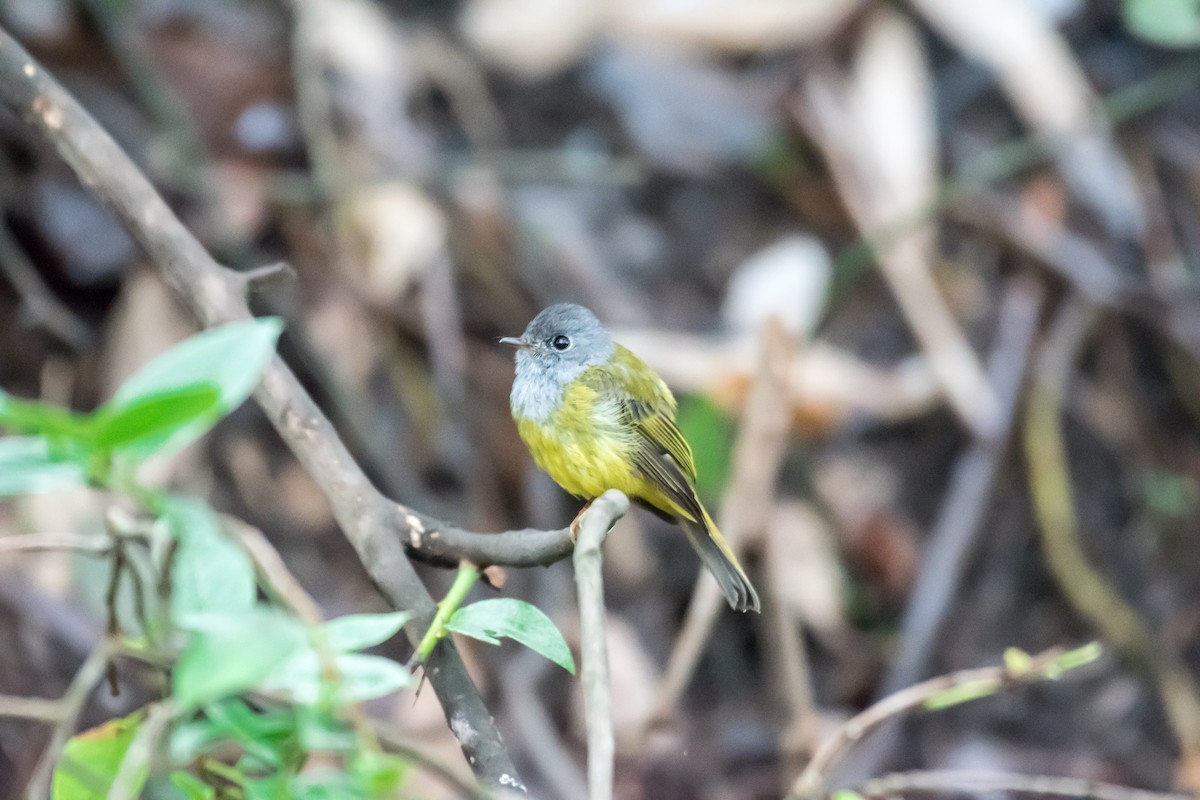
[860,769,1195,800]
[787,643,1102,800]
[501,650,589,800]
[794,64,999,436]
[950,192,1200,364]
[25,638,116,800]
[108,700,174,800]
[0,29,596,789]
[573,489,628,800]
[0,221,94,350]
[0,533,115,556]
[836,274,1045,782]
[1023,296,1200,786]
[654,318,793,719]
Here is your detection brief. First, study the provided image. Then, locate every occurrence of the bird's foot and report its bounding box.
[569,500,594,543]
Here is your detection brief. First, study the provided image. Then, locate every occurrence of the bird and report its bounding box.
[500,303,760,612]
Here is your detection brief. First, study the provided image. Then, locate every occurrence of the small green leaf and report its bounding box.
[323,612,412,653]
[1003,647,1033,676]
[0,390,92,439]
[1124,0,1200,47]
[111,318,284,457]
[447,598,575,674]
[90,384,221,455]
[832,791,865,800]
[163,497,257,621]
[353,751,409,797]
[289,770,358,800]
[675,394,735,503]
[52,709,146,799]
[170,771,218,800]
[295,706,357,752]
[0,436,87,496]
[923,678,997,710]
[261,650,412,704]
[174,607,306,710]
[203,698,296,769]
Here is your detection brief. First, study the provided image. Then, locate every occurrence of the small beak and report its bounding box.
[498,336,531,350]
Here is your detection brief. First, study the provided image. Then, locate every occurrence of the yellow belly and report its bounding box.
[515,382,647,502]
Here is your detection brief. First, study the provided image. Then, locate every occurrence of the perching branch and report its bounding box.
[0,26,620,788]
[573,489,629,800]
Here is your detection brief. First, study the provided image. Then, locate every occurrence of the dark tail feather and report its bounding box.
[680,506,760,613]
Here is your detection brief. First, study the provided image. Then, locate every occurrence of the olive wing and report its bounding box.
[583,345,703,523]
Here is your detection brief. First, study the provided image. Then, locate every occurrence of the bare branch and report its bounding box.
[573,489,629,800]
[861,769,1194,800]
[25,639,115,800]
[787,644,1101,800]
[0,29,576,788]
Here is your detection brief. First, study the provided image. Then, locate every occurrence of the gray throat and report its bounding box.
[510,356,584,423]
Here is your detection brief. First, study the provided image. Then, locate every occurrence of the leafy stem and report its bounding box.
[413,562,481,665]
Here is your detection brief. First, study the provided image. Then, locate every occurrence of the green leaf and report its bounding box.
[0,436,87,496]
[163,496,257,621]
[90,384,221,455]
[111,318,284,457]
[295,706,357,752]
[260,650,412,704]
[352,751,409,798]
[323,612,412,653]
[447,598,575,674]
[289,771,360,800]
[170,771,218,800]
[174,607,306,710]
[1124,0,1200,47]
[0,390,92,440]
[204,699,297,769]
[51,709,146,799]
[675,394,735,503]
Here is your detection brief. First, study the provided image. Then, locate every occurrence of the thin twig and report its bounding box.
[0,695,64,721]
[225,515,324,626]
[374,723,495,800]
[794,65,999,437]
[106,700,174,800]
[0,221,93,349]
[25,639,116,800]
[573,489,629,800]
[0,533,114,555]
[0,30,617,788]
[787,644,1101,800]
[860,769,1195,800]
[839,274,1045,782]
[654,319,793,718]
[501,650,589,800]
[1024,296,1200,781]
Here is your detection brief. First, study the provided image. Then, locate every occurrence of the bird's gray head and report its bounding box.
[500,303,614,421]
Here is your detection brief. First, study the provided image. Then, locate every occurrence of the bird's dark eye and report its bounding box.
[551,334,571,351]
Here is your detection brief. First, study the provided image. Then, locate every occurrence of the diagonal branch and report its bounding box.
[0,26,620,788]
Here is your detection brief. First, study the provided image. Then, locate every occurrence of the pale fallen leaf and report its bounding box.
[611,328,940,434]
[340,183,448,304]
[912,0,1145,240]
[613,0,862,53]
[460,0,605,79]
[722,234,831,340]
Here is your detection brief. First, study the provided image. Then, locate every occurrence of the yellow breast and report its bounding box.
[514,378,643,500]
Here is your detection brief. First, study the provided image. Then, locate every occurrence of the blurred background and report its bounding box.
[2,0,1200,797]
